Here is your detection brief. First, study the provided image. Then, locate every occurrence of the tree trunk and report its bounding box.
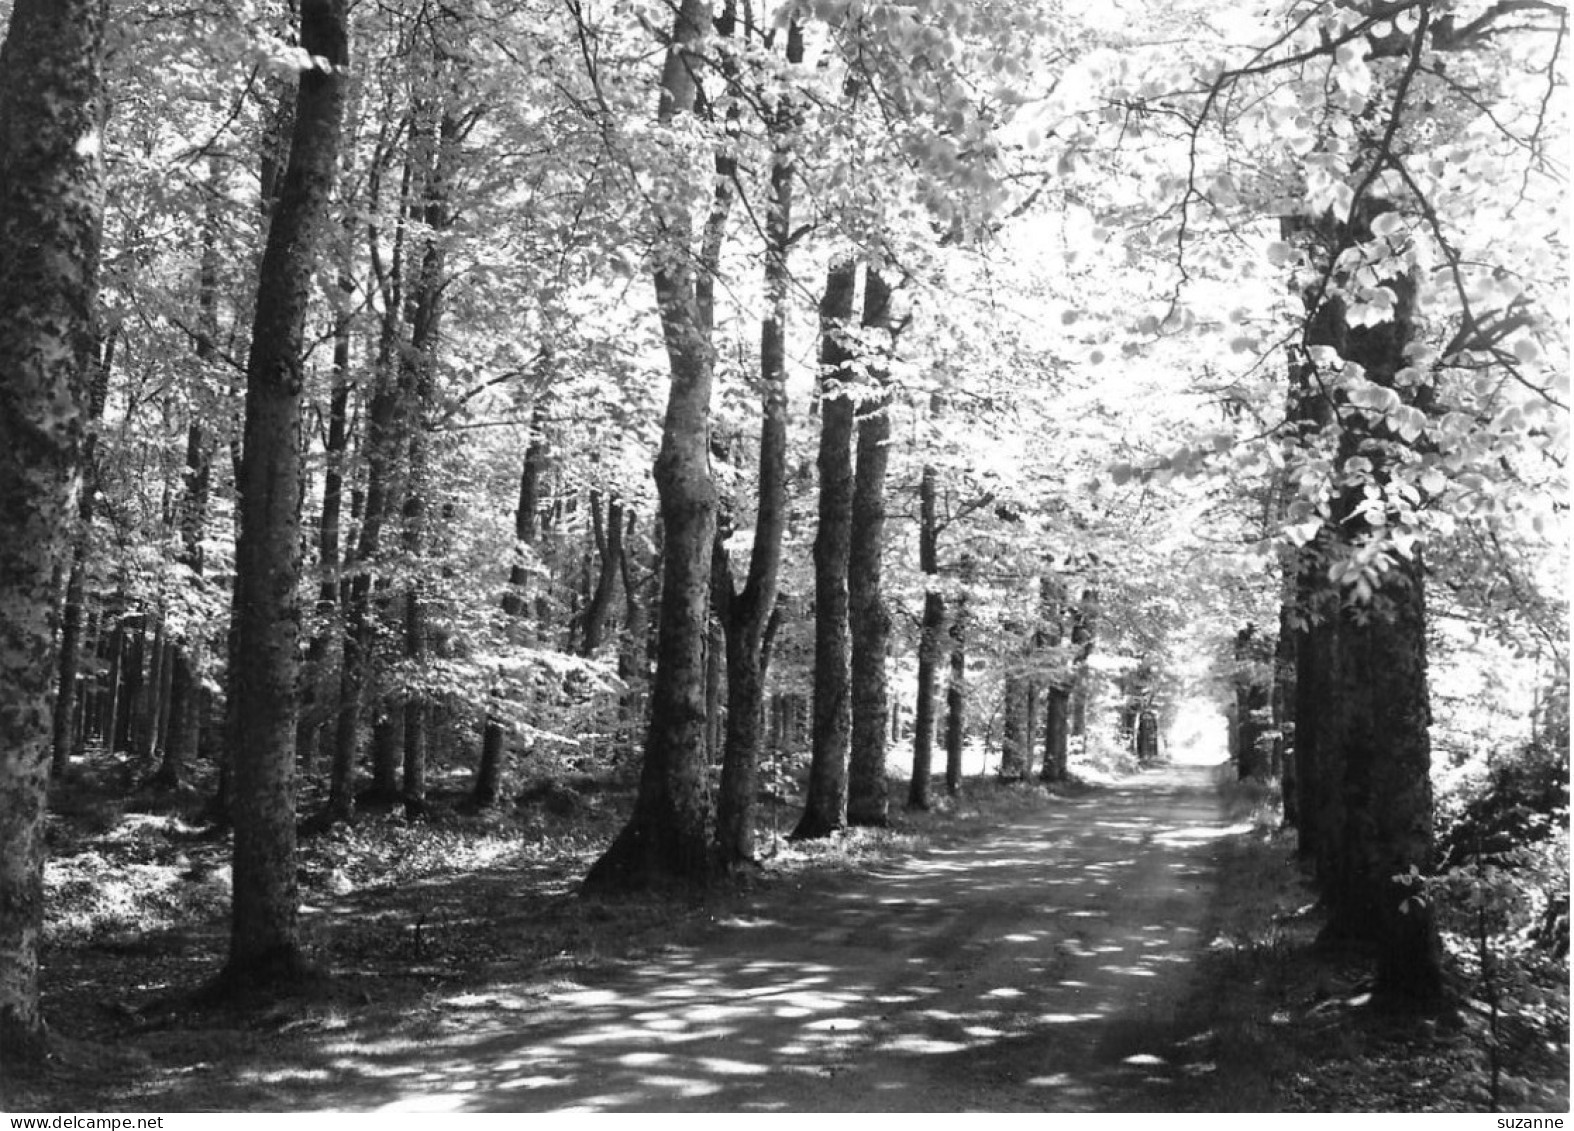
[580,491,624,656]
[1294,541,1335,866]
[1274,580,1299,823]
[402,570,429,821]
[53,552,92,775]
[702,616,725,762]
[52,329,113,778]
[1042,684,1071,783]
[163,158,222,785]
[221,0,348,990]
[847,268,896,827]
[942,565,971,798]
[1136,710,1159,765]
[1339,548,1441,1006]
[999,674,1031,781]
[396,102,455,822]
[158,418,213,790]
[618,510,653,743]
[142,625,173,763]
[713,191,795,864]
[118,616,146,755]
[793,259,859,840]
[163,646,202,791]
[0,0,106,1061]
[368,710,401,799]
[101,621,125,756]
[584,0,723,891]
[295,233,353,773]
[330,105,423,822]
[1234,625,1272,780]
[1290,204,1442,1008]
[712,4,800,870]
[909,459,943,809]
[1069,587,1098,740]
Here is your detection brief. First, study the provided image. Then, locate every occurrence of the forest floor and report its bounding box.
[5,757,1567,1113]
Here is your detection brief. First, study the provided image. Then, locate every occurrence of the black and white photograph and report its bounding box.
[0,0,1567,1115]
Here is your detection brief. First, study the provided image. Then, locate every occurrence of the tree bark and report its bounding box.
[1136,709,1160,765]
[1273,575,1299,822]
[118,616,147,755]
[580,491,624,656]
[1042,684,1071,783]
[158,417,213,790]
[101,619,126,756]
[1039,575,1070,785]
[1069,587,1098,740]
[909,458,943,809]
[617,510,653,741]
[222,0,348,990]
[138,622,171,761]
[584,0,723,891]
[1294,542,1336,867]
[711,78,798,860]
[999,674,1031,781]
[52,328,113,778]
[0,0,106,1060]
[295,214,354,774]
[1292,204,1442,1008]
[709,3,801,870]
[793,259,859,840]
[708,181,793,855]
[847,268,897,827]
[942,559,972,798]
[1233,625,1272,780]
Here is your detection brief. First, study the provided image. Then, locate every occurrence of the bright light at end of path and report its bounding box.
[1170,699,1230,766]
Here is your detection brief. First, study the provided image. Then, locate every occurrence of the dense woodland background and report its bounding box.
[0,0,1567,1110]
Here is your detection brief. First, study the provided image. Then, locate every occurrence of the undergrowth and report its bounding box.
[1169,772,1569,1114]
[39,753,1087,1005]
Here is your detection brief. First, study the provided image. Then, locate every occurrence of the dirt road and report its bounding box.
[342,762,1248,1112]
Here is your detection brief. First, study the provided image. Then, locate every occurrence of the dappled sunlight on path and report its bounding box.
[263,762,1246,1112]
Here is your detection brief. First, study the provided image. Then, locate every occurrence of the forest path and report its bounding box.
[358,760,1249,1112]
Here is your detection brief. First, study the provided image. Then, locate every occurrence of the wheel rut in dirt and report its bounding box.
[323,762,1248,1112]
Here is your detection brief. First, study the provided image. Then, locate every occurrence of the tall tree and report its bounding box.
[331,89,427,819]
[1039,575,1071,785]
[395,85,464,821]
[50,328,114,778]
[909,454,944,807]
[999,671,1032,781]
[585,0,726,890]
[713,14,803,869]
[847,267,899,826]
[223,0,349,989]
[1133,0,1565,1007]
[1231,623,1272,780]
[1290,202,1443,1007]
[0,0,107,1060]
[155,168,224,791]
[942,556,974,799]
[0,0,107,1063]
[793,260,859,840]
